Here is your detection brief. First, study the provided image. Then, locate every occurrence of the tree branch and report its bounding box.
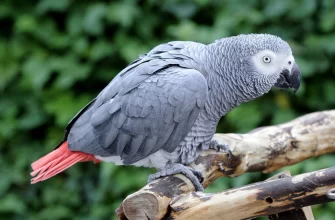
[169,166,335,219]
[116,110,335,220]
[266,171,315,220]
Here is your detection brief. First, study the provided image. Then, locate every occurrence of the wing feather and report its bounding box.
[67,46,208,164]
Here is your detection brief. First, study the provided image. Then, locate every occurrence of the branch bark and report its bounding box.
[266,171,315,220]
[116,110,335,220]
[169,166,335,219]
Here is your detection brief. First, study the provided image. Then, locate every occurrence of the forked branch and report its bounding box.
[116,110,335,220]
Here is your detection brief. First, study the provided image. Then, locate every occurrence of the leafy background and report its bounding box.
[1,0,335,219]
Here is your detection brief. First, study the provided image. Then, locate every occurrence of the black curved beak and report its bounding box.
[274,63,301,93]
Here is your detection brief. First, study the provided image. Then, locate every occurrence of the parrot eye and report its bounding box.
[262,56,271,63]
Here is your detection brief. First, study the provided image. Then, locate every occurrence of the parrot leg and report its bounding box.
[148,164,204,191]
[209,140,232,159]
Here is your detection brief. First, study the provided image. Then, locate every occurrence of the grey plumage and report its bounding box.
[65,34,301,172]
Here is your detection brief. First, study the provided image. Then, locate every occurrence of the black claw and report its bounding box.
[193,171,204,183]
[209,140,232,159]
[226,148,233,159]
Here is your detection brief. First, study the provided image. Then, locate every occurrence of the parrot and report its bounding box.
[30,34,301,191]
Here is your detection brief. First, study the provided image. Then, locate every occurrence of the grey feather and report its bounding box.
[91,101,111,127]
[122,134,145,157]
[101,124,119,149]
[137,135,159,156]
[116,132,131,155]
[65,34,297,168]
[68,65,208,163]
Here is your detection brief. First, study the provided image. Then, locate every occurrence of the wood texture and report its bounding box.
[268,207,314,220]
[169,166,335,220]
[116,110,335,220]
[266,172,314,220]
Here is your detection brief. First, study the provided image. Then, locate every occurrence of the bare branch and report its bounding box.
[266,171,315,220]
[116,110,335,220]
[169,166,335,220]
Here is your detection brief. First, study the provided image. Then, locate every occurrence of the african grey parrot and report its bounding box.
[31,34,301,191]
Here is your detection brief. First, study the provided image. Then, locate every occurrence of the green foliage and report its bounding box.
[0,0,334,219]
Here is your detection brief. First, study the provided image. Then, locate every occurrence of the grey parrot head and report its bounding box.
[210,34,301,99]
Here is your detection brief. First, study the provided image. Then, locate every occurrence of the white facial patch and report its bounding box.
[251,50,294,75]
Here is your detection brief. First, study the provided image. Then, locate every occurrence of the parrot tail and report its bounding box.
[30,141,100,184]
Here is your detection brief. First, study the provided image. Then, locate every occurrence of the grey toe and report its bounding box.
[147,163,204,191]
[209,140,232,158]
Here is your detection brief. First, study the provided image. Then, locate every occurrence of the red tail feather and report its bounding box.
[31,141,100,184]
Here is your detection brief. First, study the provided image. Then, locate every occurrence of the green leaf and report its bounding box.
[0,61,18,91]
[37,0,71,13]
[226,102,263,133]
[272,109,297,125]
[43,92,92,126]
[83,3,107,35]
[19,100,46,129]
[71,37,89,55]
[290,0,316,19]
[89,40,114,61]
[263,1,291,18]
[37,206,72,219]
[66,9,84,36]
[0,194,26,214]
[305,34,335,54]
[323,81,335,104]
[21,55,52,90]
[107,1,140,27]
[14,14,38,33]
[49,55,91,89]
[167,20,223,43]
[115,34,150,62]
[162,1,197,19]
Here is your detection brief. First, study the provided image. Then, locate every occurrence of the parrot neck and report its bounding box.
[204,73,243,120]
[204,67,272,120]
[200,45,269,121]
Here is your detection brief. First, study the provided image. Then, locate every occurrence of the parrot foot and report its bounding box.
[209,140,232,159]
[148,164,204,191]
